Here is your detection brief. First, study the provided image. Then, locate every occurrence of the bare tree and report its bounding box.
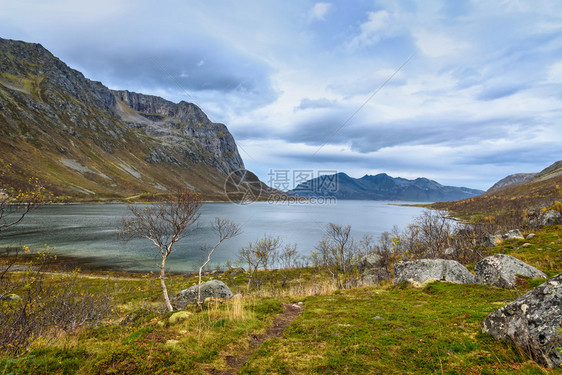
[238,235,280,293]
[121,190,202,312]
[0,173,50,233]
[279,243,298,269]
[312,223,360,287]
[392,210,453,260]
[197,217,241,305]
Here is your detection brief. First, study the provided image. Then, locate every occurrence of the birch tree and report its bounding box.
[121,190,202,312]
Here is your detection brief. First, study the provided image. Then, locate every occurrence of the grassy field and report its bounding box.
[0,225,561,374]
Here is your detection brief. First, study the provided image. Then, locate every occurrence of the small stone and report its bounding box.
[169,311,192,324]
[526,233,536,240]
[444,247,456,256]
[0,293,21,301]
[503,229,524,240]
[165,339,180,347]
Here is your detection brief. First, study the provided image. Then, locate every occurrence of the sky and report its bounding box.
[1,0,561,190]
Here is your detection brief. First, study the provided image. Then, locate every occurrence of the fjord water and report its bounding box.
[0,201,426,273]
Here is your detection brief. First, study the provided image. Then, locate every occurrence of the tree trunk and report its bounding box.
[160,255,173,312]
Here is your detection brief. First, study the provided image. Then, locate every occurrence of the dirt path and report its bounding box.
[212,303,304,375]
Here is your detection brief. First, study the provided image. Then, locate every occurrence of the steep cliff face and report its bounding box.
[0,37,248,200]
[112,90,244,175]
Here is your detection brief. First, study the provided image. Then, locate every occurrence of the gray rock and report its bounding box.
[480,234,501,247]
[394,259,477,285]
[0,293,21,301]
[526,233,535,240]
[536,210,562,226]
[475,254,546,288]
[482,273,562,368]
[360,252,383,268]
[444,247,456,256]
[503,229,524,240]
[172,280,233,309]
[363,268,391,285]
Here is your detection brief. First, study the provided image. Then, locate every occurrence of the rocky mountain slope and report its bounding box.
[288,172,483,202]
[431,160,562,215]
[0,37,255,200]
[487,173,536,192]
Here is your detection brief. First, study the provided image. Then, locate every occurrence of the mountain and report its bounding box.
[535,160,562,180]
[431,160,562,215]
[487,173,536,192]
[288,172,483,202]
[0,37,261,200]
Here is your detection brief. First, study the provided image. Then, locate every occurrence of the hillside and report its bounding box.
[431,160,562,219]
[487,173,536,192]
[288,172,483,202]
[0,37,262,201]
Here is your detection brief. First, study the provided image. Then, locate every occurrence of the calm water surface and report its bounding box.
[0,201,426,272]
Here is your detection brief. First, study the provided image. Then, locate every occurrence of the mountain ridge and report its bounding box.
[0,37,254,200]
[288,172,483,202]
[430,160,562,216]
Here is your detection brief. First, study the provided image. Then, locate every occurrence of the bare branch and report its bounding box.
[197,217,242,304]
[120,189,202,312]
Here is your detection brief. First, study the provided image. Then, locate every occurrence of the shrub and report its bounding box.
[0,249,113,355]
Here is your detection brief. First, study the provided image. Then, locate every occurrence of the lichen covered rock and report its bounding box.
[475,254,546,288]
[482,273,562,368]
[172,280,233,309]
[394,259,477,285]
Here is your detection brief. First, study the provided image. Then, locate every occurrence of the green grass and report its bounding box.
[240,283,554,374]
[1,226,561,374]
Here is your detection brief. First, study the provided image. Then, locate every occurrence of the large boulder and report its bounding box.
[534,210,562,226]
[172,280,233,309]
[360,252,390,284]
[360,252,383,268]
[394,259,477,285]
[363,268,391,285]
[482,273,562,368]
[475,254,546,288]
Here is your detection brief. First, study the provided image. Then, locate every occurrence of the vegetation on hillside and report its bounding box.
[430,165,562,228]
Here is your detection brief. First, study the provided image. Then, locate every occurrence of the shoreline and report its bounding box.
[0,251,198,278]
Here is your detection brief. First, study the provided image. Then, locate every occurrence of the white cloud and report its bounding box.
[414,30,469,58]
[308,2,332,21]
[347,10,390,49]
[546,62,562,83]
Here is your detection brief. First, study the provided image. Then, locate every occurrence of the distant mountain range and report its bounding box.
[0,37,266,200]
[288,172,483,202]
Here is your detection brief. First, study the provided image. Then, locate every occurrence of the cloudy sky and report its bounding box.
[2,0,561,190]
